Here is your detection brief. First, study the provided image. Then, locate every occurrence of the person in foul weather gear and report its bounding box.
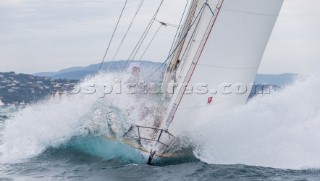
[125,62,146,95]
[126,62,141,83]
[125,62,152,123]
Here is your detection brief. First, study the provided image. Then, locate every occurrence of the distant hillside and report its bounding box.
[36,61,297,87]
[0,72,78,105]
[35,61,163,80]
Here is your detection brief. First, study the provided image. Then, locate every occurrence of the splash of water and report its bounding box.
[2,69,320,169]
[0,72,148,163]
[192,73,320,169]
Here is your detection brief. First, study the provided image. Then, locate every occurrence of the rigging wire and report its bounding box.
[111,0,145,61]
[139,24,162,61]
[167,0,190,57]
[129,2,165,60]
[146,3,208,80]
[129,0,165,60]
[139,20,179,61]
[98,0,128,71]
[122,0,166,71]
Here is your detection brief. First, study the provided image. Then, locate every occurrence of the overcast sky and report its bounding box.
[0,0,319,75]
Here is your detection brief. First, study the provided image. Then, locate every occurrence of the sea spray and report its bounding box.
[4,69,320,169]
[192,73,320,169]
[0,72,145,163]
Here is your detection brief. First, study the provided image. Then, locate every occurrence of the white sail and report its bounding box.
[157,0,284,151]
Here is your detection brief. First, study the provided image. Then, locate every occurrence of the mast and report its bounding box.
[161,0,225,129]
[162,0,198,92]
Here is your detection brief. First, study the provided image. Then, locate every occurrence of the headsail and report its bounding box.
[156,0,284,153]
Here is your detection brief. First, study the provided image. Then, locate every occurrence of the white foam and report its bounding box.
[192,72,320,169]
[0,72,141,163]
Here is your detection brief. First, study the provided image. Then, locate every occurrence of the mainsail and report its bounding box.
[152,0,284,156]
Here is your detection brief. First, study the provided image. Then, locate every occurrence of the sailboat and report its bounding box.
[102,0,284,164]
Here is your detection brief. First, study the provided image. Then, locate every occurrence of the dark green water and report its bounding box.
[1,147,320,181]
[1,124,320,181]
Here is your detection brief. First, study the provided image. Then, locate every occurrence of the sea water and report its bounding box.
[1,72,320,180]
